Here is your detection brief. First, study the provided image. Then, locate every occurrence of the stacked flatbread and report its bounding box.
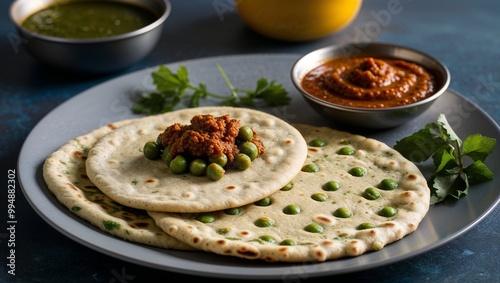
[43,106,307,250]
[43,119,192,250]
[85,107,308,213]
[43,106,430,262]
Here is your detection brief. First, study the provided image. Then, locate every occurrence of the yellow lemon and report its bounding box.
[235,0,363,41]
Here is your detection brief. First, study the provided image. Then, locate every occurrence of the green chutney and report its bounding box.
[21,1,157,39]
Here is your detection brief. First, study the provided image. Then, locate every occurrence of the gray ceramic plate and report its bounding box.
[18,54,500,279]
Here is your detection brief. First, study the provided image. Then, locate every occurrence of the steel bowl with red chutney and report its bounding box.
[292,43,450,129]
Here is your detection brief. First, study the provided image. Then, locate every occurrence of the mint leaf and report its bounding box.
[431,171,468,205]
[433,148,458,173]
[131,91,178,115]
[463,160,494,184]
[394,113,496,205]
[177,65,189,83]
[252,78,269,95]
[153,66,182,92]
[393,128,448,163]
[437,113,462,147]
[132,65,290,115]
[430,173,459,205]
[249,79,291,106]
[189,87,204,108]
[448,173,469,199]
[462,134,496,162]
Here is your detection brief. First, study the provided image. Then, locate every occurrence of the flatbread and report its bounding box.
[86,107,308,213]
[148,124,430,262]
[43,119,193,250]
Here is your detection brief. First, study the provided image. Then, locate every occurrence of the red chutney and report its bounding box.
[301,56,436,108]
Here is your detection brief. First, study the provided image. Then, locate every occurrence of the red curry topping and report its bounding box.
[160,114,264,163]
[301,56,436,108]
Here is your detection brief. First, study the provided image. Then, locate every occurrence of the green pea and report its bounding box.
[259,235,277,243]
[357,222,376,230]
[301,163,319,173]
[255,197,272,206]
[206,163,225,181]
[240,141,259,160]
[189,159,207,176]
[169,155,188,174]
[196,213,215,223]
[349,167,366,177]
[143,141,162,160]
[279,239,296,246]
[379,178,398,190]
[309,139,327,147]
[379,206,397,217]
[304,223,324,233]
[283,204,301,215]
[162,146,173,166]
[254,217,273,227]
[311,193,328,202]
[237,126,254,141]
[224,207,242,215]
[234,153,251,171]
[323,181,340,191]
[155,134,162,145]
[363,187,381,200]
[280,182,293,191]
[337,147,355,155]
[333,207,353,218]
[208,154,228,167]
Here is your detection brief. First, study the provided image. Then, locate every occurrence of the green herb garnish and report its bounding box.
[131,64,290,115]
[103,220,120,230]
[394,114,496,205]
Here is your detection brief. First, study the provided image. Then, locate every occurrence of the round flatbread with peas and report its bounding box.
[42,119,193,250]
[85,106,308,213]
[148,124,430,262]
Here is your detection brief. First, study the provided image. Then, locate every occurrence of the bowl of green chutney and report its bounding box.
[10,0,171,74]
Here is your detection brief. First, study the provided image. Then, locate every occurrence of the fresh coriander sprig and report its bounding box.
[131,64,290,115]
[393,114,496,205]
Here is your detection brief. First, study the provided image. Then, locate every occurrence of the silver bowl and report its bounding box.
[291,42,451,129]
[9,0,171,74]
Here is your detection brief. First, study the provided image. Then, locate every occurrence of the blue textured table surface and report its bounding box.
[1,0,499,282]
